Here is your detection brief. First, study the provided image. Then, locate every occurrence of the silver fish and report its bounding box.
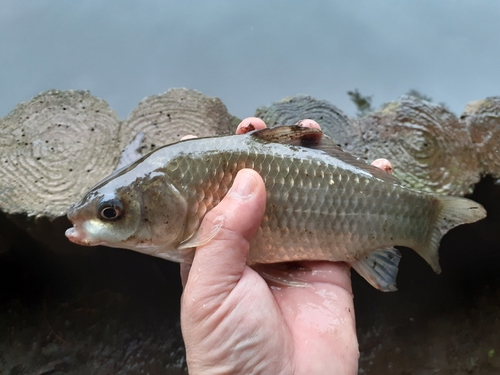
[65,126,486,291]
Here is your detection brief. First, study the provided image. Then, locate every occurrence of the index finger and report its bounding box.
[236,117,322,135]
[236,117,267,134]
[295,119,321,130]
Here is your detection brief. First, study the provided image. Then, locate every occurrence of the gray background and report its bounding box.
[1,0,499,119]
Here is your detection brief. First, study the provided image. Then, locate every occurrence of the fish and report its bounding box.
[65,125,487,291]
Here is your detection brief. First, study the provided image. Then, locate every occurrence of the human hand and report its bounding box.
[180,118,375,374]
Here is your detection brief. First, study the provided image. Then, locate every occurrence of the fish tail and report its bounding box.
[416,195,486,274]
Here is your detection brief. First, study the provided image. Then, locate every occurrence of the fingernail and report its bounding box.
[371,158,393,174]
[230,171,257,199]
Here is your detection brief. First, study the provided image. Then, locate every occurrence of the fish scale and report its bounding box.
[65,125,486,291]
[157,136,436,264]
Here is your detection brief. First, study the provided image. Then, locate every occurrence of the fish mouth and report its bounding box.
[65,227,101,246]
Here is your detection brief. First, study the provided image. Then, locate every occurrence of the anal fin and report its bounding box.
[351,248,401,292]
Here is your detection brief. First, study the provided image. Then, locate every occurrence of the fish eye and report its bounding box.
[98,199,124,221]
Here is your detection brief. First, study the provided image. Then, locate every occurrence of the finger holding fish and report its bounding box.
[180,134,198,141]
[236,117,321,134]
[371,158,393,174]
[295,118,322,130]
[236,116,267,134]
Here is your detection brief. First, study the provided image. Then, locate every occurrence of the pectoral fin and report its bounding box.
[351,248,401,292]
[176,218,224,250]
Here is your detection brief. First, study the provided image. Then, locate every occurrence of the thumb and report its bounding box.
[182,169,266,306]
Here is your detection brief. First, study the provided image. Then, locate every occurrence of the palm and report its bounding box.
[182,262,358,375]
[268,264,358,374]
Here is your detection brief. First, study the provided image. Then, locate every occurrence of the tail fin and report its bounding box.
[416,196,486,274]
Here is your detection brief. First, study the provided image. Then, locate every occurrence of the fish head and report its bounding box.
[66,171,188,258]
[65,185,142,248]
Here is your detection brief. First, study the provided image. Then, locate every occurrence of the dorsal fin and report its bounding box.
[251,125,401,184]
[251,125,324,147]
